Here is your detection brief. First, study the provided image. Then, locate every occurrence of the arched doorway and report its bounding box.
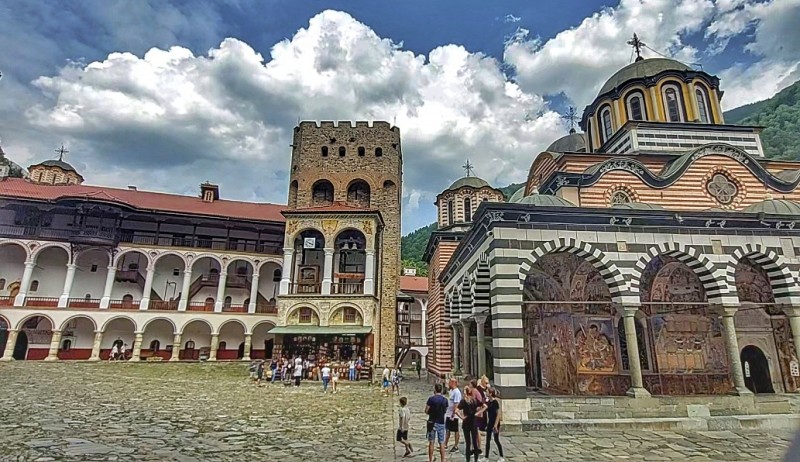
[741,345,774,394]
[13,331,28,360]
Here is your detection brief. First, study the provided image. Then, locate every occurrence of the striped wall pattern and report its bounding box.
[427,241,460,377]
[473,254,491,314]
[459,276,473,320]
[728,243,799,303]
[518,238,627,298]
[629,242,729,303]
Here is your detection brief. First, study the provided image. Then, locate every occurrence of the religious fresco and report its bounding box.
[639,255,706,314]
[523,252,611,307]
[574,318,616,373]
[734,257,775,304]
[536,313,577,394]
[772,317,800,392]
[650,314,727,374]
[576,374,630,396]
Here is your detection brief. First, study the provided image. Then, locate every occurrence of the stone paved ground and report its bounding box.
[0,363,796,462]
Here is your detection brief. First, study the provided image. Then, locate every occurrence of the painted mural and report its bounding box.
[772,318,800,392]
[639,255,706,314]
[536,312,577,394]
[523,252,611,307]
[574,318,616,373]
[734,257,775,304]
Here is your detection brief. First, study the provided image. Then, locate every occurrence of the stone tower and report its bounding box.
[283,121,402,366]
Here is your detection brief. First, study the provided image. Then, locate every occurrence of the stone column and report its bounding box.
[279,247,293,295]
[475,314,488,378]
[420,299,428,346]
[15,261,36,306]
[99,265,117,309]
[452,324,461,375]
[622,306,651,397]
[45,330,63,361]
[170,333,182,362]
[130,332,144,361]
[461,319,471,377]
[719,307,753,395]
[139,266,156,310]
[57,264,78,307]
[178,269,192,311]
[0,330,19,361]
[214,271,228,312]
[209,334,219,361]
[89,331,103,361]
[242,333,252,361]
[364,249,375,295]
[248,273,259,313]
[322,248,334,295]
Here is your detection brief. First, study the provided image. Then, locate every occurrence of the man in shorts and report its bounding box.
[425,383,448,462]
[444,377,462,452]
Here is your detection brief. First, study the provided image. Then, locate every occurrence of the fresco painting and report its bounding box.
[537,313,577,394]
[574,317,616,373]
[772,317,800,392]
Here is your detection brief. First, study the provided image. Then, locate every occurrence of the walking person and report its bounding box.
[120,343,129,361]
[455,385,487,462]
[321,363,331,393]
[484,388,505,462]
[425,383,448,462]
[416,360,421,379]
[391,368,401,395]
[331,369,339,394]
[256,359,265,385]
[348,359,357,381]
[396,396,413,457]
[280,360,288,384]
[382,366,391,396]
[444,377,462,453]
[293,357,303,387]
[269,359,278,385]
[470,379,486,454]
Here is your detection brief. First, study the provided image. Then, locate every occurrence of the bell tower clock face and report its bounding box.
[303,237,316,249]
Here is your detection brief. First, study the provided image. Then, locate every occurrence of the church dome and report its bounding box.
[516,192,576,207]
[36,159,78,173]
[508,186,526,203]
[546,132,587,153]
[445,176,491,192]
[743,199,800,215]
[611,202,666,211]
[598,58,692,97]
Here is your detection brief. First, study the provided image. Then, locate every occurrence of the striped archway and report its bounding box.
[630,242,728,303]
[728,243,798,303]
[518,237,627,300]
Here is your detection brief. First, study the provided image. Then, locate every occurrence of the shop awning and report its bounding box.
[269,325,373,335]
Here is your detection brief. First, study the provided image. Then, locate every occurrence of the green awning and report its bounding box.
[269,325,372,335]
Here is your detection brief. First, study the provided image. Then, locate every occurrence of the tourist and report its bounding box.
[455,385,487,462]
[109,344,119,361]
[121,343,129,361]
[425,383,448,462]
[397,396,413,457]
[391,367,401,395]
[248,359,258,382]
[256,359,265,385]
[444,377,462,453]
[416,360,422,379]
[269,359,278,384]
[321,363,331,393]
[356,356,364,381]
[280,360,288,384]
[484,388,505,462]
[348,359,357,381]
[382,366,391,396]
[293,357,303,387]
[331,369,339,394]
[470,379,485,452]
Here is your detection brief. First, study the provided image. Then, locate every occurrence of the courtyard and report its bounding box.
[0,362,795,461]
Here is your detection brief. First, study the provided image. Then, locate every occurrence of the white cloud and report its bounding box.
[25,10,564,232]
[504,14,522,24]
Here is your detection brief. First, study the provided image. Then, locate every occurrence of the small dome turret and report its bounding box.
[743,199,800,215]
[546,132,587,153]
[515,190,576,207]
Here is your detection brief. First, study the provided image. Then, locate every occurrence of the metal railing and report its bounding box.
[67,298,100,309]
[397,312,410,323]
[410,313,423,322]
[410,337,424,346]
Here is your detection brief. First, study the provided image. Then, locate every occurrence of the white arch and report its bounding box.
[31,243,70,264]
[113,248,152,268]
[141,317,178,334]
[251,319,276,335]
[59,314,98,332]
[15,313,55,331]
[152,251,189,268]
[180,318,214,334]
[189,254,224,272]
[219,318,247,334]
[101,315,138,332]
[226,258,255,273]
[0,239,31,260]
[256,259,282,274]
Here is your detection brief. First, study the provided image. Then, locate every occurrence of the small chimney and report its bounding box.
[201,182,220,202]
[127,185,137,191]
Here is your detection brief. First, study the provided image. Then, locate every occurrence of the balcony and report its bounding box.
[148,300,179,311]
[120,233,280,255]
[222,304,247,313]
[410,337,424,346]
[397,312,410,323]
[67,298,100,309]
[109,299,140,310]
[410,313,423,322]
[288,283,321,295]
[0,296,14,307]
[187,301,214,312]
[24,297,59,308]
[255,303,278,314]
[331,282,364,295]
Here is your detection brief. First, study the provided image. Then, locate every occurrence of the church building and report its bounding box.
[426,41,800,422]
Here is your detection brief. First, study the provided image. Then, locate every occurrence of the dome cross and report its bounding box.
[627,33,646,62]
[560,106,579,134]
[462,159,475,177]
[55,145,69,161]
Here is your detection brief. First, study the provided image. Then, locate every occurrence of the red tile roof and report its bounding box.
[0,178,286,222]
[400,275,428,293]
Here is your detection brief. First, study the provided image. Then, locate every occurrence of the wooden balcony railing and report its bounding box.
[289,283,321,294]
[149,300,179,311]
[222,304,247,313]
[332,282,364,295]
[109,299,140,310]
[187,301,214,312]
[397,312,410,323]
[255,303,278,314]
[67,299,101,309]
[410,313,423,322]
[410,337,424,346]
[0,296,14,307]
[24,297,59,308]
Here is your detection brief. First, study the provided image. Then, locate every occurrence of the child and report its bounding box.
[382,366,391,396]
[397,396,413,457]
[391,368,401,395]
[331,369,339,394]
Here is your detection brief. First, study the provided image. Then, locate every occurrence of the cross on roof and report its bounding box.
[462,159,474,177]
[55,145,69,161]
[627,33,646,62]
[560,106,579,134]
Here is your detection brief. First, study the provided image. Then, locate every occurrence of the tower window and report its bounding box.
[311,180,334,206]
[339,146,346,157]
[464,197,472,222]
[600,106,613,143]
[358,146,365,156]
[321,146,329,157]
[375,147,383,157]
[695,87,710,123]
[663,85,684,122]
[447,200,455,226]
[90,264,98,272]
[30,280,39,292]
[626,94,645,121]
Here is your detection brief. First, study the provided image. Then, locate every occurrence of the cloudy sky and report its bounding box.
[1,0,798,233]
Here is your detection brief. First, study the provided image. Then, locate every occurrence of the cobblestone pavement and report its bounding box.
[0,363,796,462]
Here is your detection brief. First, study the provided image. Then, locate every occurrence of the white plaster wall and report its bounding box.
[31,247,68,297]
[24,317,54,348]
[150,263,185,301]
[61,317,96,348]
[72,249,110,300]
[142,319,175,350]
[258,262,281,301]
[0,244,26,295]
[252,323,276,346]
[191,258,220,274]
[102,319,136,348]
[219,322,245,347]
[190,286,218,305]
[110,281,144,301]
[182,321,212,347]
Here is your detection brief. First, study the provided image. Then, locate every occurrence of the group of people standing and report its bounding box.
[423,376,504,462]
[108,341,128,361]
[248,356,366,392]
